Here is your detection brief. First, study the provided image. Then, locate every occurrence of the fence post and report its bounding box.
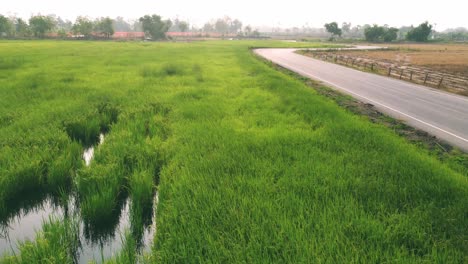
[438,76,444,88]
[388,67,392,76]
[410,71,413,81]
[424,73,429,84]
[399,70,404,79]
[352,59,356,66]
[371,64,374,71]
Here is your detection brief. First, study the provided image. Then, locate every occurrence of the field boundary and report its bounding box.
[298,50,468,96]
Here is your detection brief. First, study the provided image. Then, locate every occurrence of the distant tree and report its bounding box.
[214,18,229,34]
[132,20,143,32]
[437,27,468,41]
[230,19,242,34]
[29,15,56,38]
[95,17,114,38]
[56,17,73,31]
[15,18,30,37]
[139,14,171,40]
[252,29,261,38]
[364,25,385,42]
[57,29,67,38]
[324,22,342,40]
[113,17,132,32]
[364,25,398,42]
[0,15,13,37]
[406,21,432,42]
[348,25,364,38]
[342,22,351,34]
[244,25,252,36]
[169,19,190,32]
[178,21,189,32]
[203,23,214,32]
[383,27,398,42]
[72,16,94,38]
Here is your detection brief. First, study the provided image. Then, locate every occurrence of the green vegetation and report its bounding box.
[139,15,172,40]
[406,21,433,42]
[364,25,399,42]
[0,40,467,263]
[324,22,342,40]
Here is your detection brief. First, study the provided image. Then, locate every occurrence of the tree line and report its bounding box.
[324,21,434,42]
[0,14,261,40]
[0,15,116,39]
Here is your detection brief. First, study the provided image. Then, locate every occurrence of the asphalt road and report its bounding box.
[255,48,468,151]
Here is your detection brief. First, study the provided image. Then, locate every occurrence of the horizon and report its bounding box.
[2,0,468,31]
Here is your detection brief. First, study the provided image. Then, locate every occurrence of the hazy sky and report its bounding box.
[2,0,467,30]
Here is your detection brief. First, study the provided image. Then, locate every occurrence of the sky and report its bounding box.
[2,0,467,31]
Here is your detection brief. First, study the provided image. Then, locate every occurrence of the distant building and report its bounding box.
[113,32,145,40]
[166,32,237,38]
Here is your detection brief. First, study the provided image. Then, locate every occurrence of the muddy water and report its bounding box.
[0,135,159,262]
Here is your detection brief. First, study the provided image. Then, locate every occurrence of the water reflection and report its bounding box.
[0,191,158,263]
[83,134,105,166]
[0,132,158,263]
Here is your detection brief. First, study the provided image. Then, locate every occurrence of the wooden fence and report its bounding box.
[307,52,468,95]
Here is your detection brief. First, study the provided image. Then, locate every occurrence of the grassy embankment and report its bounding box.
[0,40,466,263]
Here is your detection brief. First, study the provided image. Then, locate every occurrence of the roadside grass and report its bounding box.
[261,58,468,178]
[0,40,466,263]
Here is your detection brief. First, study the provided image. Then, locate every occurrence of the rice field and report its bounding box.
[0,40,466,263]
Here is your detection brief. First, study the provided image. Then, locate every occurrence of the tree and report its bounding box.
[178,21,189,32]
[170,19,189,32]
[139,15,171,40]
[252,29,261,38]
[383,27,398,42]
[364,25,385,42]
[244,25,252,36]
[214,18,229,34]
[342,22,352,36]
[113,17,132,32]
[324,22,342,40]
[203,23,214,32]
[0,15,13,37]
[15,18,30,37]
[29,15,56,38]
[95,17,114,38]
[72,16,94,38]
[56,17,73,31]
[364,25,398,42]
[230,19,242,34]
[406,21,432,42]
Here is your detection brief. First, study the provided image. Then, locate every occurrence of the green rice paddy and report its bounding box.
[0,40,466,263]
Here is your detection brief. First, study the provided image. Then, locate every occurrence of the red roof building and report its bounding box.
[113,32,145,39]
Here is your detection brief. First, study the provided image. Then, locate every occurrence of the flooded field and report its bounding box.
[0,134,158,263]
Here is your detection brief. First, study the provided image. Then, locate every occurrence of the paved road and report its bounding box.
[255,48,468,151]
